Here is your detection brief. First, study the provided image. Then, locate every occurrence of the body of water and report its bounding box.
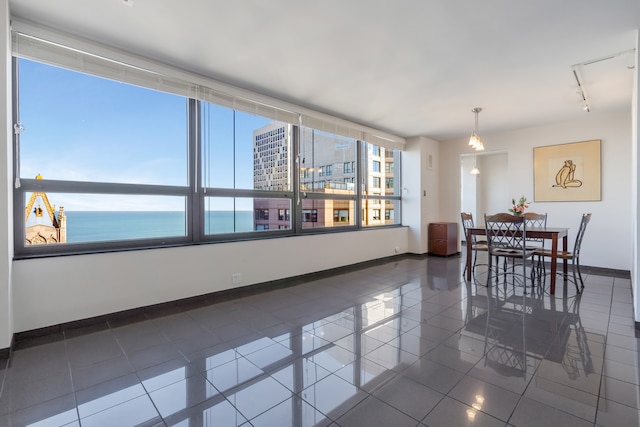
[64,211,254,243]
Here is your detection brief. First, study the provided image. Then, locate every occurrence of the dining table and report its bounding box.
[465,225,569,294]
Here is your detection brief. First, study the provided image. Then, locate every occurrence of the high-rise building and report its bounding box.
[253,123,396,230]
[253,122,291,192]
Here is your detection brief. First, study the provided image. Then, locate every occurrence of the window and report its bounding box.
[255,209,269,220]
[14,58,192,254]
[302,209,318,223]
[12,35,402,257]
[361,144,401,227]
[333,209,349,223]
[385,178,394,189]
[302,201,354,229]
[299,129,356,195]
[17,60,188,186]
[278,209,290,221]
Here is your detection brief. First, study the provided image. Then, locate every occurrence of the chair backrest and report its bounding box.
[572,213,592,257]
[523,212,547,243]
[484,213,528,252]
[523,212,547,228]
[461,212,476,243]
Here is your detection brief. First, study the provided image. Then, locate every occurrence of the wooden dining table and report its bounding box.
[465,226,569,294]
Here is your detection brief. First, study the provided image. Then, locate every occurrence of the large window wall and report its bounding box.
[11,27,403,257]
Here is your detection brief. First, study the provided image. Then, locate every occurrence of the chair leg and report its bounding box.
[486,255,493,287]
[575,258,585,292]
[572,263,580,293]
[463,250,482,279]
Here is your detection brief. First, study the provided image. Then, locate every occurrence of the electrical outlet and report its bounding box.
[231,273,242,285]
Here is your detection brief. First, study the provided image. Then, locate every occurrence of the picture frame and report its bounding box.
[533,139,601,202]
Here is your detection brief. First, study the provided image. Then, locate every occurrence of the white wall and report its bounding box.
[0,0,12,351]
[403,136,439,254]
[461,152,508,231]
[632,30,639,325]
[441,112,633,271]
[12,227,409,333]
[479,153,508,218]
[460,155,477,225]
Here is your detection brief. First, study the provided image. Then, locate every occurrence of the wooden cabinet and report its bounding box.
[428,222,458,256]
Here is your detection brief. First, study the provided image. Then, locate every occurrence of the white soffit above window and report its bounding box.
[11,19,406,150]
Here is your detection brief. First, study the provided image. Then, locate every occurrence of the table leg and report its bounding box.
[550,234,558,294]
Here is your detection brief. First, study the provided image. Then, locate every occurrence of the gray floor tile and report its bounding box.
[401,358,465,394]
[372,375,444,421]
[423,396,505,427]
[449,375,520,422]
[0,257,638,427]
[336,395,419,427]
[509,396,593,427]
[79,394,161,427]
[224,376,293,421]
[2,393,78,427]
[596,397,640,427]
[250,395,332,427]
[599,376,640,409]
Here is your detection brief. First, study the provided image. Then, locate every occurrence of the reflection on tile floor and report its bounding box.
[0,255,639,426]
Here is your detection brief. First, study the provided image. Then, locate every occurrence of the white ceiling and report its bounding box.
[8,0,640,141]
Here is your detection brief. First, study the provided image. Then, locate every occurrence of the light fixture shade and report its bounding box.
[469,108,485,151]
[468,132,479,148]
[469,132,484,151]
[470,167,480,175]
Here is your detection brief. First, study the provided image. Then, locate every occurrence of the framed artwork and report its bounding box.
[533,139,601,202]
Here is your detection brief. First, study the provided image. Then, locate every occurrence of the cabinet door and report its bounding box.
[429,239,449,255]
[429,223,447,240]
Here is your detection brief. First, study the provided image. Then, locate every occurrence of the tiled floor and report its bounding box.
[0,255,638,426]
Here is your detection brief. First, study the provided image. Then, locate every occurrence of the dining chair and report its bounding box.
[461,212,489,278]
[484,213,536,291]
[523,212,547,283]
[534,213,591,293]
[523,212,547,248]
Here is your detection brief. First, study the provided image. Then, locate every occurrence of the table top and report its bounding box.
[468,226,568,233]
[468,226,569,240]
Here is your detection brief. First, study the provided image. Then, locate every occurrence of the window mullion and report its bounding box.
[189,98,201,242]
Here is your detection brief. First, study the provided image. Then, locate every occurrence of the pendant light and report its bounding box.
[469,107,485,151]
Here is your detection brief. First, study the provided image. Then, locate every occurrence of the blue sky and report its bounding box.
[18,58,271,211]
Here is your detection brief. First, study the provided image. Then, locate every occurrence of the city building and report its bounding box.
[24,175,67,245]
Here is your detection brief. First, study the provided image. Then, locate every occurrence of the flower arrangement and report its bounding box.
[508,196,529,216]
